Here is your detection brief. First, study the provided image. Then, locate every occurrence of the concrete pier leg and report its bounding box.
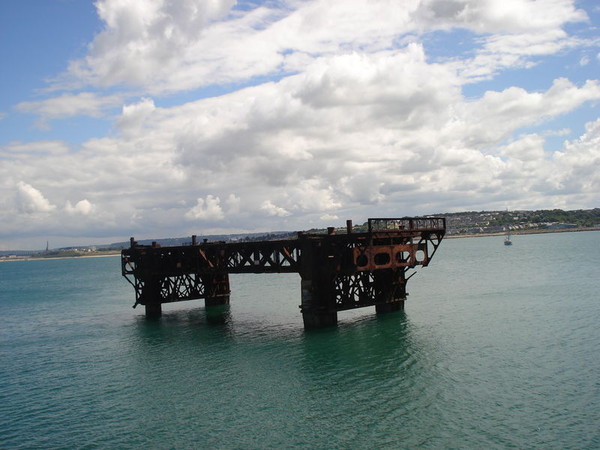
[300,279,337,329]
[142,277,162,318]
[374,269,406,315]
[375,301,404,314]
[145,302,162,318]
[302,311,338,329]
[205,296,230,324]
[204,273,231,323]
[205,295,230,307]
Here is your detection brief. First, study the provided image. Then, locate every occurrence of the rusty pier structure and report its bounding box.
[121,217,446,328]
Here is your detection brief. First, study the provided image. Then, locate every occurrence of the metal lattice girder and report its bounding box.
[225,241,301,273]
[159,274,204,302]
[333,271,376,309]
[121,217,446,311]
[333,268,407,310]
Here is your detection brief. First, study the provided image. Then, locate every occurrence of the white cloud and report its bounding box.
[418,0,586,33]
[224,194,241,215]
[116,97,157,135]
[65,199,94,215]
[261,201,291,217]
[16,182,56,214]
[1,140,69,159]
[185,195,225,221]
[15,92,121,128]
[3,59,599,246]
[57,0,588,96]
[68,0,237,91]
[553,119,600,195]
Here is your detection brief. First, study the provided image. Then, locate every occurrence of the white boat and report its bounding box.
[504,228,512,245]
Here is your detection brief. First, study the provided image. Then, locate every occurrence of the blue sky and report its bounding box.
[0,0,599,250]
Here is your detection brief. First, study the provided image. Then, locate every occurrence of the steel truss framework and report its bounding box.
[122,217,445,324]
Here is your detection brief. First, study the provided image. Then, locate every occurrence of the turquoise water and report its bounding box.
[1,232,599,448]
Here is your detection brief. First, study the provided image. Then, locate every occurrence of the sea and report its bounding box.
[1,231,599,449]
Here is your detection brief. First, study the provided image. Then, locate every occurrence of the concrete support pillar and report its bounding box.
[203,273,231,323]
[300,279,337,329]
[302,311,338,328]
[374,268,407,315]
[205,295,230,307]
[298,239,340,329]
[375,301,404,314]
[203,273,231,305]
[142,277,162,318]
[205,301,230,324]
[145,302,162,318]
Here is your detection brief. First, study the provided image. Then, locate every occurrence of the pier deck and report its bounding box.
[121,217,446,328]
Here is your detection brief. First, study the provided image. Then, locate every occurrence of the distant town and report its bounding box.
[2,208,599,260]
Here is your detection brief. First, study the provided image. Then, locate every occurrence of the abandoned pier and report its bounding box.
[121,217,446,328]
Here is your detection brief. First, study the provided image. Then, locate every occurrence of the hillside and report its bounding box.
[441,208,600,235]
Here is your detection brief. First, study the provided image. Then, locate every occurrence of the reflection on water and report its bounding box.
[126,304,454,448]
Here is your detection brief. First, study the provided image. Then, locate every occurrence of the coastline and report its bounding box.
[0,252,121,263]
[445,226,600,239]
[2,227,599,262]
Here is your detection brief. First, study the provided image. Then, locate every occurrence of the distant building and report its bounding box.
[546,223,578,230]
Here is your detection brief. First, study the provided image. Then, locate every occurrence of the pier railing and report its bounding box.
[368,217,446,232]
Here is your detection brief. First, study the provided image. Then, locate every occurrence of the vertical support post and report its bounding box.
[203,273,230,306]
[375,301,404,314]
[203,273,231,323]
[374,268,406,314]
[300,278,338,328]
[142,276,162,318]
[299,240,337,329]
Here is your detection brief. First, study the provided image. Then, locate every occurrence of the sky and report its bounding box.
[1,0,599,250]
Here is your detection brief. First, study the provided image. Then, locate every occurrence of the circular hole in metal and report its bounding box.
[374,252,390,266]
[356,254,368,267]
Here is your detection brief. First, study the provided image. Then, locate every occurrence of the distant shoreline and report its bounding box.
[445,226,600,239]
[2,227,599,262]
[0,252,121,262]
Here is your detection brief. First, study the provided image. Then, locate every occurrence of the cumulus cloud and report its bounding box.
[116,97,157,136]
[1,0,598,248]
[418,0,586,33]
[68,0,237,91]
[56,0,588,96]
[16,182,56,214]
[185,195,225,221]
[261,201,291,217]
[65,199,94,215]
[553,119,600,194]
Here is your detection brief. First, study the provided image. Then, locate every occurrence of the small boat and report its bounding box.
[504,229,512,246]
